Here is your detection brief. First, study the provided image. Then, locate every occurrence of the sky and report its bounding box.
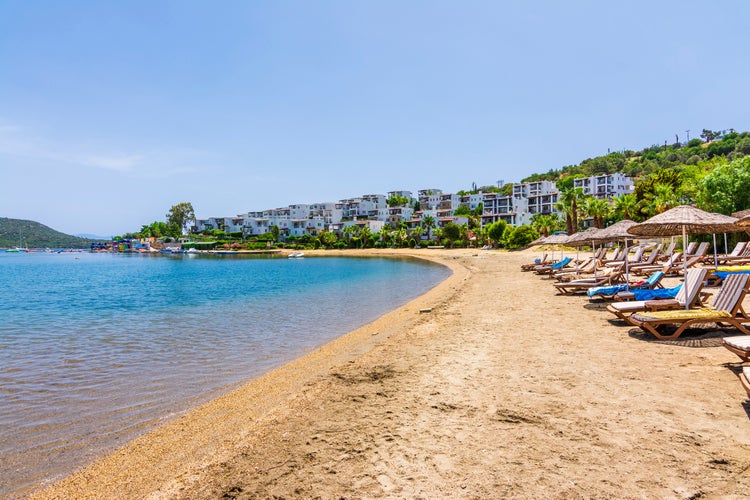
[1,1,749,237]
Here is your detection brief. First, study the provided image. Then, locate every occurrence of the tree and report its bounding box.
[441,222,461,242]
[641,183,681,217]
[582,196,610,229]
[555,187,585,234]
[319,231,338,248]
[486,220,507,246]
[530,214,563,237]
[166,202,196,236]
[421,215,436,240]
[453,205,471,216]
[504,225,539,249]
[612,193,641,221]
[700,129,720,143]
[386,194,409,207]
[697,156,750,214]
[270,225,280,242]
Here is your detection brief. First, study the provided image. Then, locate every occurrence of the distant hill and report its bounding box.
[75,233,112,240]
[0,218,100,249]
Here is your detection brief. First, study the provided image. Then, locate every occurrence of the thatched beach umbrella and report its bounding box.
[628,205,740,308]
[734,212,750,237]
[596,219,638,284]
[541,233,570,261]
[565,227,605,275]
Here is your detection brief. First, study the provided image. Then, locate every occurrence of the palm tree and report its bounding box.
[358,226,372,248]
[555,187,585,234]
[421,214,436,241]
[612,193,640,221]
[531,214,562,237]
[582,196,611,229]
[396,227,408,248]
[641,183,681,217]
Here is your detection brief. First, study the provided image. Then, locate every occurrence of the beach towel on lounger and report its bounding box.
[631,284,681,301]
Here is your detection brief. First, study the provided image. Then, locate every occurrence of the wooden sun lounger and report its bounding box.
[631,252,684,276]
[660,241,676,260]
[553,266,624,295]
[740,367,750,397]
[535,256,573,275]
[606,267,709,321]
[714,242,747,265]
[587,271,666,301]
[722,335,750,362]
[717,242,750,265]
[521,252,549,271]
[628,273,750,340]
[553,257,599,281]
[619,244,662,270]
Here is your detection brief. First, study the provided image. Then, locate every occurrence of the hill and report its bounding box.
[0,218,98,249]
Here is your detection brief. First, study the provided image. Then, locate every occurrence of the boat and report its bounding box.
[288,251,305,258]
[6,229,27,252]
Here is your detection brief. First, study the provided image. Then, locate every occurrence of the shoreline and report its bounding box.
[31,248,750,498]
[30,248,466,499]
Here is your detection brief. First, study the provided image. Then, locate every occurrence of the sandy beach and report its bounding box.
[31,248,750,499]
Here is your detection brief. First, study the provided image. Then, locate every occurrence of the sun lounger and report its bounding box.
[717,242,750,265]
[553,266,624,295]
[587,271,665,300]
[740,367,750,397]
[715,242,747,265]
[618,284,682,301]
[605,267,709,321]
[535,256,572,275]
[659,241,676,261]
[521,252,550,271]
[553,257,600,281]
[600,247,624,265]
[627,273,750,340]
[722,335,750,362]
[631,252,684,276]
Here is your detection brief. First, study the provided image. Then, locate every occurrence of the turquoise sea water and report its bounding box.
[0,252,450,497]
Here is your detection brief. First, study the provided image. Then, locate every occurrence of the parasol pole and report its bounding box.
[713,233,719,270]
[624,237,630,287]
[592,239,597,277]
[683,225,689,309]
[724,233,728,256]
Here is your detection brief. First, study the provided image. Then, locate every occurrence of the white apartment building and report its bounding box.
[192,174,634,240]
[574,173,634,199]
[418,189,443,210]
[459,193,484,211]
[481,193,518,226]
[337,194,387,220]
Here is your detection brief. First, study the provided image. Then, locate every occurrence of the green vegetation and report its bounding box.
[115,127,750,252]
[0,218,97,249]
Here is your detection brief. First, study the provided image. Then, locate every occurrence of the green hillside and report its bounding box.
[0,218,97,249]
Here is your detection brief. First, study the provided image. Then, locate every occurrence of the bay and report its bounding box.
[0,251,450,497]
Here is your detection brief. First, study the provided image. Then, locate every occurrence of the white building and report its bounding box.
[574,173,634,199]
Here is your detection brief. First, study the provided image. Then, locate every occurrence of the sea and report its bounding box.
[0,251,450,497]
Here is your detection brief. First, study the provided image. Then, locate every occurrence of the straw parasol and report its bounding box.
[564,227,605,276]
[628,205,740,308]
[564,227,603,247]
[734,212,750,236]
[596,219,638,242]
[540,233,570,260]
[596,219,638,284]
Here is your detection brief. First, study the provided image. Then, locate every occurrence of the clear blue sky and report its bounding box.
[1,1,748,236]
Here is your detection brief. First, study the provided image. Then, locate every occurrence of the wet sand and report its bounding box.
[31,248,750,498]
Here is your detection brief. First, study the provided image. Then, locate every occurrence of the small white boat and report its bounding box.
[288,251,305,258]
